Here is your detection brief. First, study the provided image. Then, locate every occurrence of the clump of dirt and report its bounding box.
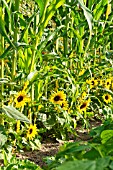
[16,142,62,168]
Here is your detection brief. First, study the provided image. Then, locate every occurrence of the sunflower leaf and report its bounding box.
[2,105,30,123]
[27,70,38,82]
[0,132,7,148]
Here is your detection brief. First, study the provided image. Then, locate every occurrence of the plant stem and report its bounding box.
[0,6,4,107]
[63,5,68,57]
[12,0,20,81]
[84,30,92,57]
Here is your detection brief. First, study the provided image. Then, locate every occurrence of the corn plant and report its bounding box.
[0,1,113,168]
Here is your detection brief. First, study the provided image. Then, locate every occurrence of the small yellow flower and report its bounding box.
[86,77,98,89]
[27,124,37,140]
[52,66,57,69]
[55,100,69,111]
[102,93,112,104]
[106,4,111,20]
[16,120,20,133]
[78,99,90,113]
[8,96,13,105]
[54,80,59,91]
[111,82,113,89]
[81,91,87,100]
[23,80,29,91]
[104,78,112,89]
[14,90,31,108]
[61,100,69,110]
[79,69,85,76]
[50,91,66,105]
[38,104,43,111]
[97,78,103,86]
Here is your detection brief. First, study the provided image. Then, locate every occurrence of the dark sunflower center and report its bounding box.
[105,95,109,100]
[54,95,61,101]
[80,103,87,109]
[91,81,95,85]
[17,95,24,102]
[29,128,33,134]
[107,82,109,85]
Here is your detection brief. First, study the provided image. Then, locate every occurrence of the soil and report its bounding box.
[16,142,62,168]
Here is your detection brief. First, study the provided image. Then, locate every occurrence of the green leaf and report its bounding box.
[0,45,12,59]
[39,25,65,50]
[3,150,8,166]
[0,17,16,49]
[109,161,113,170]
[2,105,30,123]
[0,132,7,148]
[56,157,110,170]
[93,0,108,20]
[56,142,91,159]
[78,0,93,31]
[43,0,65,28]
[2,0,11,24]
[101,130,113,144]
[19,13,35,42]
[27,70,38,82]
[35,0,45,17]
[0,78,9,83]
[83,148,101,159]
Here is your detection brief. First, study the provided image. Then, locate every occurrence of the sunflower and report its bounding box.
[102,93,112,104]
[56,100,69,111]
[104,78,112,89]
[50,91,66,105]
[86,77,98,89]
[27,124,37,140]
[78,99,90,113]
[81,91,87,99]
[14,90,30,108]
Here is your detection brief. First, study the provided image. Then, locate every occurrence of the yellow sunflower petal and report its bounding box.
[86,78,98,89]
[78,98,90,113]
[27,124,38,140]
